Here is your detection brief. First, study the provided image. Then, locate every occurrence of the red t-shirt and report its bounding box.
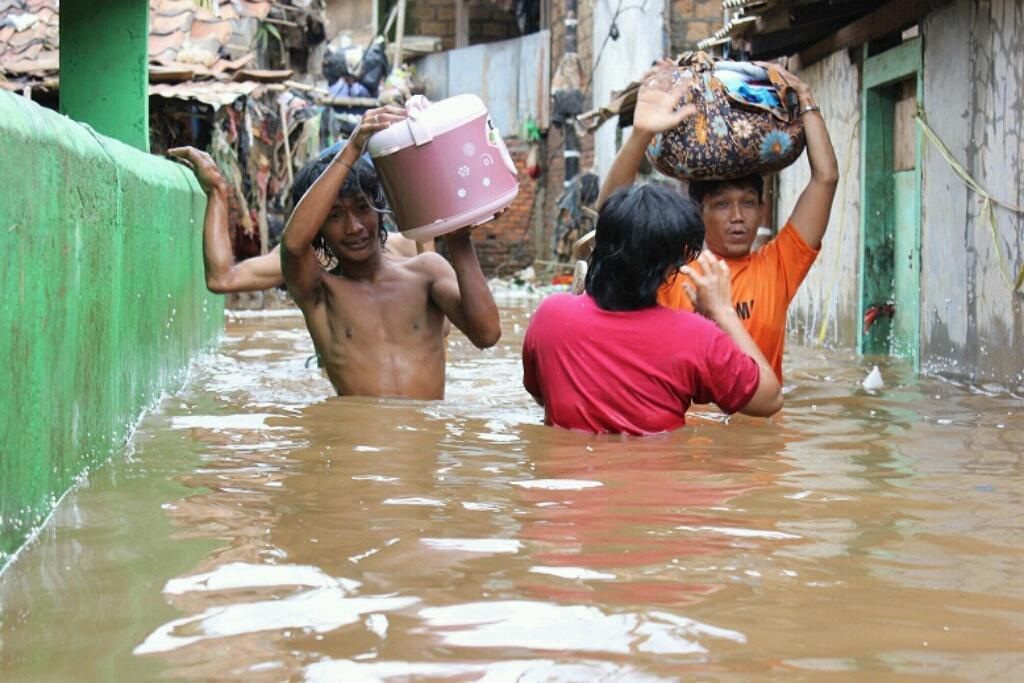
[522,293,761,435]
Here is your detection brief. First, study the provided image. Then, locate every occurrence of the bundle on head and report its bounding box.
[647,53,806,181]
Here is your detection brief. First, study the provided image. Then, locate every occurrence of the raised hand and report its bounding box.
[633,67,696,136]
[681,250,735,321]
[349,105,408,150]
[167,146,226,195]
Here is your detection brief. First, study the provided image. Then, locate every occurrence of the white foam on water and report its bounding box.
[420,538,523,553]
[225,308,304,319]
[364,613,389,639]
[352,475,399,482]
[304,658,674,683]
[417,601,745,654]
[163,562,358,595]
[236,349,275,358]
[675,525,801,540]
[134,588,417,655]
[170,414,297,431]
[382,497,445,507]
[529,566,616,581]
[462,501,502,511]
[512,479,603,490]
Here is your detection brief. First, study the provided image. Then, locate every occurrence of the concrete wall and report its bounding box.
[591,0,665,181]
[778,49,863,349]
[417,29,551,135]
[779,0,1022,391]
[0,91,223,565]
[920,0,1023,390]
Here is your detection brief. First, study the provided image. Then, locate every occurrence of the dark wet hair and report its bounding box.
[289,143,389,269]
[585,184,704,311]
[688,174,764,206]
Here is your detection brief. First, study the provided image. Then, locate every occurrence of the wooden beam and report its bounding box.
[795,0,934,68]
[751,17,854,58]
[318,95,381,107]
[455,0,468,49]
[395,0,407,65]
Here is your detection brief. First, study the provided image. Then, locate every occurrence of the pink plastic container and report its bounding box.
[367,94,520,241]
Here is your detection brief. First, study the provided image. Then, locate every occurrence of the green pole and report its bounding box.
[59,0,150,152]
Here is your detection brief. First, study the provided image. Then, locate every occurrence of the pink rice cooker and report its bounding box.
[366,94,520,241]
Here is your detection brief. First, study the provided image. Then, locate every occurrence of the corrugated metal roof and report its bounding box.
[150,79,262,107]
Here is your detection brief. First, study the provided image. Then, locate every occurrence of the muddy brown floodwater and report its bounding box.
[1,305,1023,681]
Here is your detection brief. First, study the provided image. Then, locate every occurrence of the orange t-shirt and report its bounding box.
[657,222,819,381]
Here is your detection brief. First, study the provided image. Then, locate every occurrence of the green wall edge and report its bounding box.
[0,90,223,566]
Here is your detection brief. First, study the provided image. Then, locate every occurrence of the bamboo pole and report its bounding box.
[395,0,407,66]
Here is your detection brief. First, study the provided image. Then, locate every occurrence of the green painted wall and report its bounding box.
[0,90,222,565]
[60,0,150,151]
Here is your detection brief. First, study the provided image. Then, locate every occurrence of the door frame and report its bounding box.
[858,37,923,368]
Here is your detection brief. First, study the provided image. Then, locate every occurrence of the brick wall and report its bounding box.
[466,140,540,277]
[670,0,724,54]
[406,0,521,51]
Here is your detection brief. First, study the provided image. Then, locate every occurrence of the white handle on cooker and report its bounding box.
[405,95,434,146]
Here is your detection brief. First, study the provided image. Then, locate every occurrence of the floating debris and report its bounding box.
[862,365,884,391]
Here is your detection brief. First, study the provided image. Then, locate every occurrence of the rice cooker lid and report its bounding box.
[367,94,489,158]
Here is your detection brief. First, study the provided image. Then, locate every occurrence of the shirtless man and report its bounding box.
[598,61,838,381]
[167,145,430,294]
[278,106,501,399]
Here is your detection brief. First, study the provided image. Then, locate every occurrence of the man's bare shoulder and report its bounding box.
[397,251,452,277]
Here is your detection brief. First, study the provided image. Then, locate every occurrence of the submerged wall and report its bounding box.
[778,49,863,350]
[779,0,1023,391]
[0,91,222,565]
[919,0,1023,389]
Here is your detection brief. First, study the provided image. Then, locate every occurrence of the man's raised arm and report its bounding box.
[426,229,501,349]
[596,67,695,208]
[761,62,840,249]
[168,146,284,293]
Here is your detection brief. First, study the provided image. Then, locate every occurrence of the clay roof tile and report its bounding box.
[150,10,192,35]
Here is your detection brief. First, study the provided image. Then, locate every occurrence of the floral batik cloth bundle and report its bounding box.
[647,52,806,181]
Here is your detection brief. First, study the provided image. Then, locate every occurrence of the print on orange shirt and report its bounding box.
[657,222,820,381]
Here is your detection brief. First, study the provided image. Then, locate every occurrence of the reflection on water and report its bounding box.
[1,306,1023,681]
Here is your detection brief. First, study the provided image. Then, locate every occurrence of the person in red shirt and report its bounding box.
[522,185,782,434]
[597,61,839,381]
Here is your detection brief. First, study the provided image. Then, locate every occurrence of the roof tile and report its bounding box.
[151,11,192,36]
[190,17,234,44]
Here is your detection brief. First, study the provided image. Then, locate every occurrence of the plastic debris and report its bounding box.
[862,365,884,390]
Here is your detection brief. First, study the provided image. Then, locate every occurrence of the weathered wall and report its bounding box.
[417,29,551,135]
[591,0,665,181]
[778,49,863,349]
[0,91,223,565]
[920,0,1023,390]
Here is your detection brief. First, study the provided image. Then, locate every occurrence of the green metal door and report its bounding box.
[892,170,919,358]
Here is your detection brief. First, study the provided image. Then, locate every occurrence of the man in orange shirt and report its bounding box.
[597,62,839,381]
